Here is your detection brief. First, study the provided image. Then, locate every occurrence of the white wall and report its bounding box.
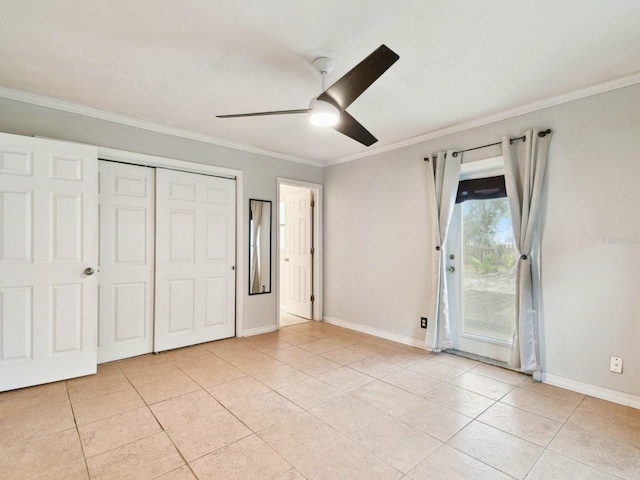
[0,97,323,332]
[324,84,640,398]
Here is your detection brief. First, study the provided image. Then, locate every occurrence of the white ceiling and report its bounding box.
[1,0,639,165]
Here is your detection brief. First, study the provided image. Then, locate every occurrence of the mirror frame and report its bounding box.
[248,199,272,295]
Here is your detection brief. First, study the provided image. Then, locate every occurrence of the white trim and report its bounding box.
[0,86,322,168]
[326,71,640,166]
[4,72,640,169]
[323,316,430,350]
[242,324,278,337]
[459,155,504,180]
[98,147,240,178]
[541,373,640,410]
[277,179,323,328]
[94,146,246,339]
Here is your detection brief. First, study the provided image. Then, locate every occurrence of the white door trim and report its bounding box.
[276,178,323,327]
[97,146,246,337]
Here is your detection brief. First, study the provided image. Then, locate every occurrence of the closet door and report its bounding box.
[98,161,155,363]
[0,133,98,391]
[154,169,235,352]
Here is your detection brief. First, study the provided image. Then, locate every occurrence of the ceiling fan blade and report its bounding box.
[318,44,399,110]
[332,111,377,147]
[217,108,309,118]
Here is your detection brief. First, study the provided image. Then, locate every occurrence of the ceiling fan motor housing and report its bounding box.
[308,97,340,126]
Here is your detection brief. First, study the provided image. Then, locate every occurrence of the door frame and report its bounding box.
[96,146,246,337]
[276,178,323,327]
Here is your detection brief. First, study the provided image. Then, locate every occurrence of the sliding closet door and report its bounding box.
[0,133,98,391]
[98,161,155,363]
[154,168,236,352]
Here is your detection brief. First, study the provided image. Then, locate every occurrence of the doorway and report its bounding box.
[277,179,323,328]
[446,157,517,363]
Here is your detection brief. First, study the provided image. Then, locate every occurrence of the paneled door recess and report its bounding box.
[284,188,313,319]
[0,133,98,392]
[154,168,236,352]
[98,161,155,363]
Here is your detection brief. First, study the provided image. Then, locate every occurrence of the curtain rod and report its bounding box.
[423,129,551,161]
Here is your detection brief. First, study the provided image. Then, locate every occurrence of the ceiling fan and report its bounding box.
[217,45,399,146]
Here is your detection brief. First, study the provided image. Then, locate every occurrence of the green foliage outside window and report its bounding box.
[463,199,516,274]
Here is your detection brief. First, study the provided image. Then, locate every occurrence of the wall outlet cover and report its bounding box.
[609,356,623,374]
[420,317,428,329]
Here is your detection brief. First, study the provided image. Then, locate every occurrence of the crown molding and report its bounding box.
[2,70,639,169]
[0,86,323,168]
[326,70,640,167]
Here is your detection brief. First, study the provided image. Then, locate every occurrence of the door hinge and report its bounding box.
[310,247,314,255]
[311,295,315,302]
[311,200,315,207]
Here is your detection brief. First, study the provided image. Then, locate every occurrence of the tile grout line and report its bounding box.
[547,394,635,479]
[143,384,210,479]
[129,351,260,472]
[7,323,638,479]
[532,393,607,478]
[79,363,168,477]
[130,342,625,480]
[169,338,515,475]
[63,380,93,480]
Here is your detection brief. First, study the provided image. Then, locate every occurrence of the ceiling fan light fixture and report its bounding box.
[308,98,340,127]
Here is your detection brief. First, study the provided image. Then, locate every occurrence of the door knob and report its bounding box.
[84,267,95,276]
[448,266,455,273]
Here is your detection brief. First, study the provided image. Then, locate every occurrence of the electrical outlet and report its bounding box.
[610,356,623,374]
[420,317,428,329]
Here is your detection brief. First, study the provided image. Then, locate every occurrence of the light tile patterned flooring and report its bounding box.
[2,321,639,479]
[279,312,309,327]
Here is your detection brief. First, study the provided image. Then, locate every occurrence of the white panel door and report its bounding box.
[154,169,235,352]
[0,133,98,392]
[98,161,155,363]
[284,189,312,319]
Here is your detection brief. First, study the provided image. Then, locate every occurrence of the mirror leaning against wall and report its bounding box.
[249,199,272,295]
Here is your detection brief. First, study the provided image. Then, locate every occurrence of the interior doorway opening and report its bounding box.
[277,179,323,328]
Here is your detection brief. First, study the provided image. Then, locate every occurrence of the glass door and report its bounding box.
[446,161,518,363]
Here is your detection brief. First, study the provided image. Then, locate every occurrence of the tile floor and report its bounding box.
[279,312,309,327]
[2,321,639,479]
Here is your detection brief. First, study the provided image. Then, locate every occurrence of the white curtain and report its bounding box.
[502,129,551,371]
[425,150,461,351]
[250,201,263,293]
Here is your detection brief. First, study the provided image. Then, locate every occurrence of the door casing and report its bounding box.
[276,178,323,326]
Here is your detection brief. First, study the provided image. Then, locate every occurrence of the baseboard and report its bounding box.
[323,316,430,351]
[541,373,640,409]
[240,324,278,337]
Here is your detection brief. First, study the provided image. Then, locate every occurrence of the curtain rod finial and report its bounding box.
[538,129,552,138]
